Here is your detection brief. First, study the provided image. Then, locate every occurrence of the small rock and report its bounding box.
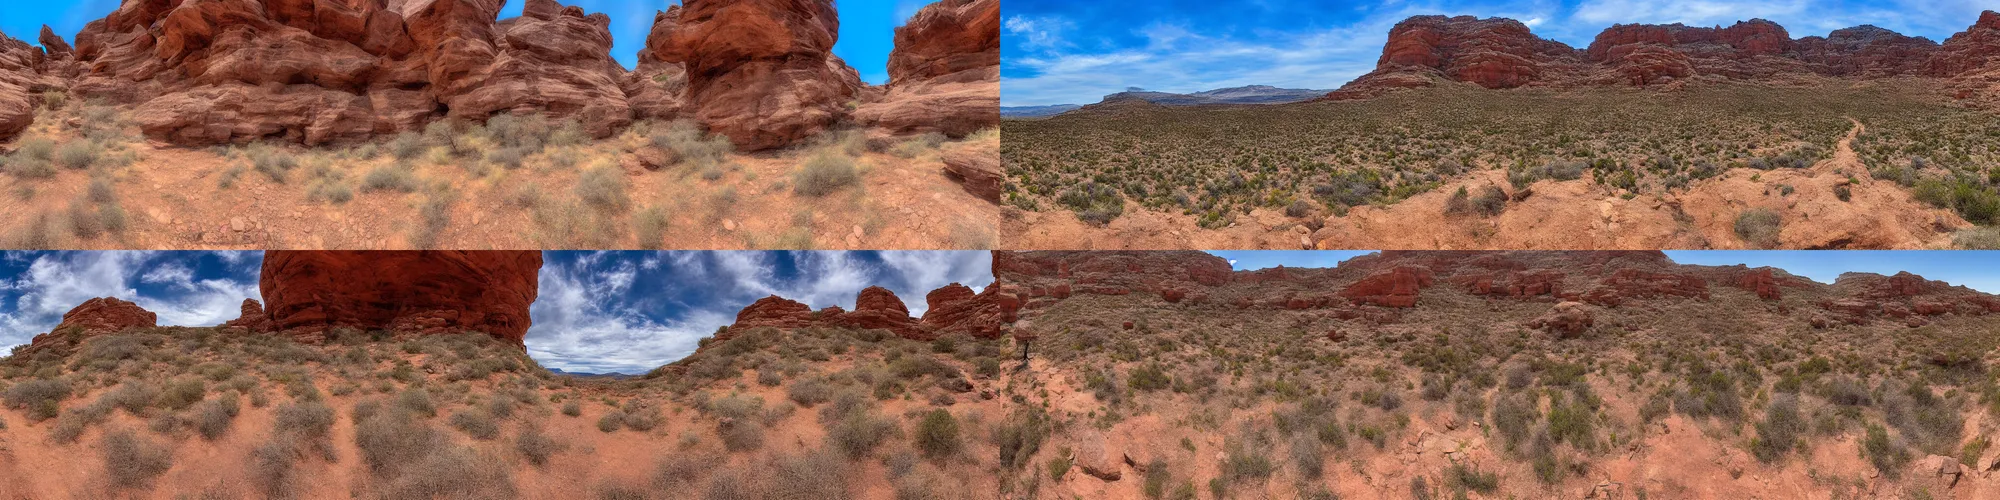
[722,219,737,232]
[230,217,248,232]
[851,225,864,237]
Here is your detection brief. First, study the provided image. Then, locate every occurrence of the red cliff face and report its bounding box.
[644,0,861,151]
[61,0,638,146]
[1331,12,2000,99]
[257,251,542,345]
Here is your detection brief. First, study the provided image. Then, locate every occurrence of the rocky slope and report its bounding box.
[0,0,999,149]
[1328,11,2000,102]
[854,0,1001,138]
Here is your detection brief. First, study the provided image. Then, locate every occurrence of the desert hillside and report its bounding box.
[1001,12,2000,251]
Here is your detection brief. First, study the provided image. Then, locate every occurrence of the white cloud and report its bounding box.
[0,252,252,350]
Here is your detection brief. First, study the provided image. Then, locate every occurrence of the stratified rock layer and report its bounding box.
[645,0,861,151]
[854,0,999,137]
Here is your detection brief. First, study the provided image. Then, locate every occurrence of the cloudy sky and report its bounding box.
[1002,0,2000,106]
[0,0,935,84]
[3,250,1995,373]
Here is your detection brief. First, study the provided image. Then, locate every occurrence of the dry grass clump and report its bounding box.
[102,428,173,490]
[793,152,860,197]
[1734,208,1783,248]
[648,120,734,170]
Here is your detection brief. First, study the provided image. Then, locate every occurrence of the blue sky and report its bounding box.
[0,0,935,84]
[4,250,1995,374]
[0,251,992,375]
[1003,0,2000,105]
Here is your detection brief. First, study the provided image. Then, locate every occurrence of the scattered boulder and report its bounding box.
[1074,431,1123,481]
[942,144,1002,203]
[1529,301,1594,338]
[1917,454,1963,489]
[645,0,862,151]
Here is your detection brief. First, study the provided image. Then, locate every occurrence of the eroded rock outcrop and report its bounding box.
[21,297,159,355]
[854,0,999,137]
[1528,301,1593,338]
[645,0,861,151]
[942,143,1002,203]
[64,0,634,145]
[257,250,542,344]
[1339,266,1435,308]
[1328,11,2000,101]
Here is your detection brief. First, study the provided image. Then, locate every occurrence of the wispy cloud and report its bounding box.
[0,252,256,350]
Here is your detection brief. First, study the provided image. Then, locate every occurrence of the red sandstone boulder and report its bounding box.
[732,295,817,331]
[1733,268,1785,300]
[942,144,1002,203]
[49,297,157,337]
[834,286,926,339]
[223,298,274,331]
[1528,301,1593,338]
[854,0,998,138]
[259,251,541,344]
[647,0,862,151]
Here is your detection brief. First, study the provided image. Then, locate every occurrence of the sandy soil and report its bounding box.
[0,125,998,250]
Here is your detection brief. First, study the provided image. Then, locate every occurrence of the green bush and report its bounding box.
[1862,423,1911,477]
[3,379,70,421]
[914,409,961,458]
[1128,363,1171,392]
[596,411,624,433]
[1447,462,1501,494]
[1751,394,1805,463]
[193,393,240,441]
[362,164,420,193]
[246,143,298,183]
[827,407,899,458]
[650,120,733,168]
[1734,208,1783,248]
[1047,455,1071,480]
[793,153,860,197]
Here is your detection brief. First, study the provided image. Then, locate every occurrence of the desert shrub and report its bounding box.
[102,429,173,490]
[597,411,624,433]
[193,393,240,441]
[362,164,420,193]
[1546,397,1595,449]
[1752,394,1806,463]
[246,143,298,183]
[1445,186,1472,214]
[890,132,947,159]
[1047,456,1072,480]
[562,400,582,417]
[787,377,834,407]
[3,379,70,421]
[157,377,206,411]
[517,424,563,467]
[1734,208,1783,248]
[250,438,299,498]
[1882,382,1964,455]
[633,207,668,250]
[376,445,515,499]
[1471,185,1508,216]
[827,408,899,458]
[720,418,765,451]
[355,408,443,475]
[993,408,1051,469]
[575,164,631,211]
[769,449,851,499]
[1447,462,1501,494]
[276,401,335,439]
[650,121,734,168]
[1221,441,1274,484]
[1290,433,1324,479]
[623,405,662,431]
[397,388,437,418]
[1862,423,1911,477]
[1128,363,1171,392]
[390,132,427,160]
[1142,458,1173,499]
[449,409,500,440]
[793,153,860,197]
[54,140,101,170]
[1058,181,1124,225]
[654,452,713,489]
[1492,392,1539,452]
[1955,226,2000,249]
[914,409,960,458]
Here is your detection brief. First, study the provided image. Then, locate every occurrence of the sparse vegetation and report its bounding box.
[794,152,861,197]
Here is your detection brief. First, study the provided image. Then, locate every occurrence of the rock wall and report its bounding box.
[256,250,542,345]
[643,0,862,151]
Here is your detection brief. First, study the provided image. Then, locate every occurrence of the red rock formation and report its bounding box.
[942,143,1002,203]
[222,298,273,331]
[1339,266,1434,308]
[1732,268,1786,300]
[21,297,159,354]
[1528,301,1593,338]
[49,297,157,337]
[1578,268,1708,307]
[1328,12,2000,100]
[258,251,541,344]
[854,0,999,137]
[37,26,72,57]
[646,0,862,151]
[1928,11,2000,77]
[60,0,634,146]
[732,295,817,330]
[832,286,926,339]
